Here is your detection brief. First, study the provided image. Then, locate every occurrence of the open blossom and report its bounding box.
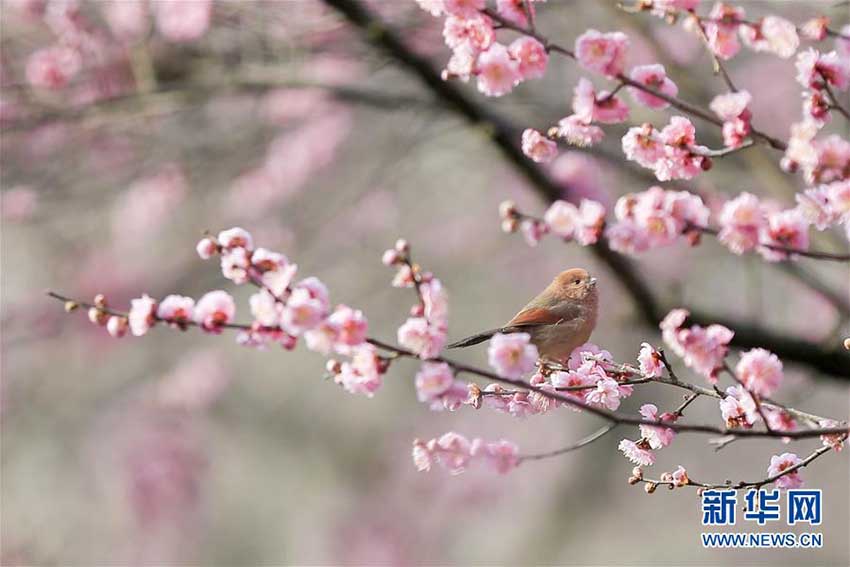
[487,333,538,379]
[710,91,752,148]
[414,434,520,475]
[26,46,81,90]
[443,0,484,19]
[415,362,454,403]
[628,64,678,109]
[221,247,251,285]
[719,385,758,428]
[129,294,157,336]
[542,199,605,245]
[250,289,281,327]
[819,419,846,452]
[618,439,655,466]
[474,439,520,474]
[718,192,765,254]
[796,49,849,91]
[556,115,604,147]
[639,404,676,449]
[496,0,534,28]
[621,124,665,169]
[425,432,473,474]
[575,29,629,77]
[193,291,235,334]
[572,78,630,124]
[398,317,446,359]
[768,452,803,489]
[107,316,128,338]
[196,237,218,259]
[217,227,254,251]
[622,118,708,181]
[660,308,732,382]
[800,17,829,42]
[475,43,521,97]
[521,128,557,163]
[585,377,621,410]
[281,287,327,336]
[740,16,799,59]
[637,342,664,378]
[156,295,195,326]
[443,14,494,52]
[703,2,744,60]
[421,278,449,326]
[671,465,689,487]
[154,0,211,43]
[807,135,850,186]
[327,305,368,349]
[335,344,383,397]
[736,348,783,397]
[509,36,548,80]
[758,209,810,262]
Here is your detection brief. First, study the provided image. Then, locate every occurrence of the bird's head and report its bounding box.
[553,268,597,301]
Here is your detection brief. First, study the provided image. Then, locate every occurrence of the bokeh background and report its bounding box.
[1,0,848,565]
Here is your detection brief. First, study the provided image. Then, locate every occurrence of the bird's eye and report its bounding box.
[573,279,580,285]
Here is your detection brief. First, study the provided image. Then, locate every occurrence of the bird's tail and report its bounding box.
[447,328,506,349]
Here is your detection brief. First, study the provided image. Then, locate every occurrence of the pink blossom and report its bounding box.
[415,361,454,403]
[421,278,449,326]
[758,209,810,262]
[800,17,829,42]
[722,385,759,428]
[718,192,765,254]
[740,16,799,59]
[398,317,446,359]
[430,380,469,411]
[443,0,484,19]
[637,342,664,377]
[585,377,621,410]
[194,291,235,334]
[154,0,211,43]
[661,308,732,382]
[156,295,195,326]
[249,290,281,328]
[736,348,783,397]
[795,184,839,230]
[703,3,744,60]
[26,46,81,90]
[496,0,534,28]
[328,304,368,349]
[621,124,665,169]
[217,227,254,251]
[336,344,383,397]
[574,199,606,245]
[796,48,849,91]
[443,14,494,52]
[281,288,327,336]
[476,439,520,474]
[519,218,547,246]
[639,404,676,449]
[556,115,604,147]
[432,432,474,474]
[543,200,578,238]
[221,247,251,285]
[628,64,679,109]
[808,135,850,185]
[196,237,218,259]
[709,91,751,122]
[575,29,629,77]
[509,36,548,80]
[443,46,476,81]
[412,439,434,472]
[767,452,803,489]
[819,419,846,452]
[107,316,128,338]
[415,0,445,17]
[572,78,629,124]
[671,465,689,487]
[476,43,521,97]
[618,439,655,466]
[487,332,538,378]
[521,128,557,163]
[103,0,149,42]
[129,294,157,336]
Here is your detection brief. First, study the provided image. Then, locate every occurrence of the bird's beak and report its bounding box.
[589,277,597,287]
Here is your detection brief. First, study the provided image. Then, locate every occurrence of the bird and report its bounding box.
[447,268,599,362]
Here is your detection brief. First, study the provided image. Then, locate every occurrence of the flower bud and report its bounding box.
[700,156,713,171]
[644,482,657,494]
[326,359,342,374]
[382,249,400,266]
[632,466,643,479]
[279,334,297,350]
[410,303,424,317]
[64,301,79,312]
[498,200,517,219]
[93,294,107,308]
[844,338,850,350]
[196,236,219,259]
[628,475,640,485]
[394,238,409,254]
[501,218,519,233]
[88,307,108,326]
[106,316,128,338]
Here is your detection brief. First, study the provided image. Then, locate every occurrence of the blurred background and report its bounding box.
[1,0,848,565]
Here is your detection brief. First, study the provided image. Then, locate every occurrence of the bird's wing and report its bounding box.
[506,303,582,328]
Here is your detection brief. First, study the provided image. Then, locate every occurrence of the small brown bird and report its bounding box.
[448,268,599,362]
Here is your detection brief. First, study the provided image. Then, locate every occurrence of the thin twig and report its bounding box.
[519,423,618,462]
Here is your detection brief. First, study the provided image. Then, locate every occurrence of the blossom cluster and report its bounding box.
[416,0,548,96]
[621,117,711,181]
[412,432,520,475]
[660,308,733,382]
[499,198,605,247]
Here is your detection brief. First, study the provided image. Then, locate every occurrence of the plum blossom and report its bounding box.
[718,192,765,254]
[196,237,218,259]
[281,285,328,336]
[443,0,484,19]
[671,465,689,487]
[555,115,604,147]
[193,290,236,334]
[628,64,678,109]
[572,78,630,124]
[475,43,520,97]
[819,419,846,452]
[521,128,558,163]
[585,377,622,410]
[487,333,538,378]
[758,209,810,262]
[541,199,605,245]
[639,404,676,449]
[719,385,758,428]
[496,0,535,28]
[807,135,850,186]
[415,0,445,17]
[414,361,454,403]
[618,439,655,466]
[796,49,849,91]
[327,305,368,349]
[25,46,81,90]
[107,316,129,338]
[622,118,709,181]
[398,317,446,359]
[473,439,520,474]
[736,348,783,397]
[220,247,251,285]
[509,36,548,80]
[740,16,799,59]
[413,434,520,475]
[217,227,254,251]
[421,278,449,326]
[703,2,744,60]
[249,289,281,328]
[335,344,383,397]
[710,91,752,149]
[660,308,732,382]
[575,29,629,77]
[156,295,195,327]
[128,294,157,336]
[637,342,664,378]
[154,0,211,43]
[417,432,473,474]
[443,14,494,52]
[767,452,803,489]
[800,17,829,42]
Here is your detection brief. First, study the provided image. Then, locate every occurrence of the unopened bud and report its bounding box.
[93,294,107,308]
[88,307,108,326]
[501,218,519,233]
[468,383,482,410]
[700,156,713,171]
[632,466,643,479]
[382,249,400,266]
[498,200,517,219]
[644,482,657,494]
[106,316,128,338]
[64,301,79,312]
[844,338,850,350]
[628,476,640,485]
[410,303,425,317]
[326,359,342,374]
[394,238,409,254]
